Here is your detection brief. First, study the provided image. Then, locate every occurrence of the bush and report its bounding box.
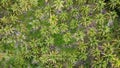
[0,0,120,68]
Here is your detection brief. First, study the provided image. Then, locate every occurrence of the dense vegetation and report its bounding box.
[0,0,120,68]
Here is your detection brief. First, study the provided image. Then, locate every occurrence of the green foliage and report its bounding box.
[0,0,120,68]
